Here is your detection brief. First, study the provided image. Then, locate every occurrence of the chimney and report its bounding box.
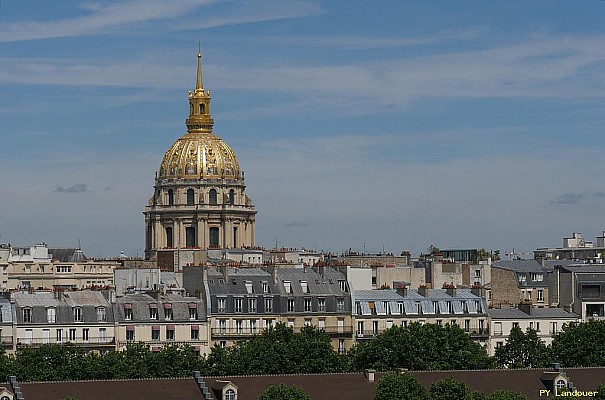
[444,285,456,297]
[552,363,561,372]
[363,369,376,382]
[418,286,428,297]
[471,286,482,297]
[220,265,229,281]
[518,301,532,315]
[394,282,408,297]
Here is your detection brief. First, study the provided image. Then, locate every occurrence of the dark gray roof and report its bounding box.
[488,307,579,319]
[48,248,85,262]
[493,260,543,272]
[276,266,348,296]
[115,292,206,322]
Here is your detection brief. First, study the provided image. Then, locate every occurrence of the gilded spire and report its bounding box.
[196,42,204,91]
[187,48,214,134]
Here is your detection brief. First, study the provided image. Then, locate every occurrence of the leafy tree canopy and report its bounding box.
[487,389,530,400]
[351,323,494,371]
[258,384,310,400]
[429,377,472,400]
[551,320,605,367]
[494,326,552,368]
[374,373,429,400]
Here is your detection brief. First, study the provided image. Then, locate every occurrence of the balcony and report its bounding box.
[16,337,116,347]
[211,326,353,339]
[355,330,379,340]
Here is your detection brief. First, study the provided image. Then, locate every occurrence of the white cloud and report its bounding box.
[0,0,322,43]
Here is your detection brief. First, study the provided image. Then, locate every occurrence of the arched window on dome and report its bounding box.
[186,189,195,206]
[199,103,205,115]
[209,189,218,205]
[229,189,235,205]
[168,189,174,206]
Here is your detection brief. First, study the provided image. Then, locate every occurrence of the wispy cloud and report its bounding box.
[54,183,88,193]
[593,192,605,198]
[0,0,322,43]
[550,192,585,205]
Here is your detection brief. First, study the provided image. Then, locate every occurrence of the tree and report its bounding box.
[258,384,309,400]
[487,389,530,400]
[429,377,471,400]
[494,326,552,368]
[204,323,346,375]
[374,373,429,400]
[351,323,494,371]
[551,320,605,367]
[591,383,605,399]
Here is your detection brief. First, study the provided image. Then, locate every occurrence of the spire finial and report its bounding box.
[196,41,203,90]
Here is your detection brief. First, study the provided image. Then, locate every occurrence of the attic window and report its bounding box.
[556,379,566,392]
[225,388,236,400]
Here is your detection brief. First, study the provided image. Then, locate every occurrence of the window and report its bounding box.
[99,328,106,342]
[167,189,174,206]
[283,280,292,293]
[236,320,243,334]
[288,299,295,312]
[164,305,173,320]
[235,298,243,313]
[191,326,199,340]
[219,319,227,334]
[69,328,77,341]
[126,328,135,341]
[209,189,218,205]
[186,189,195,205]
[338,280,347,292]
[531,273,544,282]
[23,308,32,323]
[56,329,63,342]
[262,281,269,293]
[244,281,253,294]
[536,322,541,332]
[210,227,219,247]
[250,319,257,334]
[304,298,312,312]
[300,280,309,293]
[265,298,273,313]
[83,328,89,342]
[537,289,544,303]
[97,307,106,322]
[551,322,558,334]
[149,305,158,320]
[318,298,326,312]
[152,327,160,341]
[512,322,519,329]
[185,227,196,248]
[124,305,133,320]
[338,339,345,354]
[464,319,470,332]
[496,341,503,348]
[47,307,56,323]
[357,321,365,337]
[556,380,566,392]
[73,307,82,322]
[337,298,345,312]
[189,303,198,320]
[248,298,257,313]
[166,227,173,248]
[225,389,236,400]
[218,298,226,313]
[264,319,274,330]
[166,326,175,340]
[372,321,379,335]
[304,318,312,327]
[229,189,235,205]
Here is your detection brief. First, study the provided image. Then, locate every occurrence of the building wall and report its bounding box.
[490,268,521,307]
[375,266,425,289]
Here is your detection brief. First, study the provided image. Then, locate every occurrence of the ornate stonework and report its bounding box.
[144,51,256,259]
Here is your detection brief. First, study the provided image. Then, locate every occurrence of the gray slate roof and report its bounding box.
[493,260,543,272]
[488,307,579,319]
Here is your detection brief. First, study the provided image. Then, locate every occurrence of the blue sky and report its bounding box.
[1,1,605,258]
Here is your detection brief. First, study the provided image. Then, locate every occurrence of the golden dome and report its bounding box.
[159,132,240,179]
[158,50,241,180]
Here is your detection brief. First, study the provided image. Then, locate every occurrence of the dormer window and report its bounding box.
[97,307,106,322]
[73,307,82,322]
[124,303,133,320]
[225,389,235,400]
[556,379,567,392]
[23,308,32,323]
[47,307,56,323]
[149,303,158,320]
